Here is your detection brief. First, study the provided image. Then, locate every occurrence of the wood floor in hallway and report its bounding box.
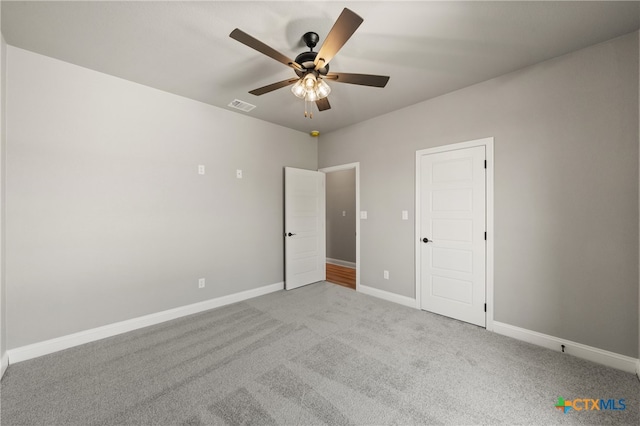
[326,263,356,290]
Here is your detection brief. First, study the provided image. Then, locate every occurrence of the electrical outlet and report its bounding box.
[402,210,408,220]
[360,211,368,219]
[342,211,346,217]
[198,278,205,289]
[198,165,205,175]
[236,169,243,179]
[383,270,389,280]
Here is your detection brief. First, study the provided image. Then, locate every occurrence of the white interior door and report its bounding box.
[284,167,326,290]
[418,146,486,326]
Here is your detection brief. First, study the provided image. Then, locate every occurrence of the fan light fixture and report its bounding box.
[291,72,331,118]
[292,73,330,99]
[230,8,390,120]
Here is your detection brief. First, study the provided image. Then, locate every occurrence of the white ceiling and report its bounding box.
[2,1,639,134]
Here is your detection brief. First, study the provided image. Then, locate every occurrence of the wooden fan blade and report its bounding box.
[316,97,331,111]
[249,78,300,96]
[314,8,363,70]
[325,72,390,88]
[230,29,302,71]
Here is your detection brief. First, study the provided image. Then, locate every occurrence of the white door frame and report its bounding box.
[415,138,494,331]
[319,163,360,291]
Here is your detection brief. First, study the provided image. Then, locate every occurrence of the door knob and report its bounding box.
[287,232,296,237]
[422,237,432,243]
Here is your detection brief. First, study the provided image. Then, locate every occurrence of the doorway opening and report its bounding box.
[320,163,360,291]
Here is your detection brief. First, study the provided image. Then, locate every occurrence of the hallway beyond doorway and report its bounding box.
[326,263,356,289]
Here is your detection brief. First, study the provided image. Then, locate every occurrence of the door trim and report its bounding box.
[319,162,360,292]
[415,138,494,331]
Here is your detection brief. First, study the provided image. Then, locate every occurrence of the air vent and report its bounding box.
[228,99,256,112]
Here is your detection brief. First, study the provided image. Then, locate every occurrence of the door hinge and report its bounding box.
[484,160,487,169]
[484,231,487,240]
[484,303,487,312]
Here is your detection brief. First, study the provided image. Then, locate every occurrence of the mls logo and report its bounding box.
[555,397,626,413]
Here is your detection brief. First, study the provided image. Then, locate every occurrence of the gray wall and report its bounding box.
[326,169,356,263]
[5,46,317,349]
[319,32,639,358]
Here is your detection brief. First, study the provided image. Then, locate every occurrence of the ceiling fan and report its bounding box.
[229,8,390,118]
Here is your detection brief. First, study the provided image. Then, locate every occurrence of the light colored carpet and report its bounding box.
[1,282,638,425]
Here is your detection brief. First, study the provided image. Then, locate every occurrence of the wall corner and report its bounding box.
[636,26,640,374]
[0,5,8,380]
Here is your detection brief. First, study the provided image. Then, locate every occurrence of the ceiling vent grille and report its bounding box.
[228,99,256,112]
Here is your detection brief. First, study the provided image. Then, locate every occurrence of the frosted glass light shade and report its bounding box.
[316,79,331,99]
[303,73,317,89]
[291,79,306,98]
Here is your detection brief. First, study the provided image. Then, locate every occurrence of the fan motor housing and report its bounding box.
[294,51,329,77]
[294,32,329,77]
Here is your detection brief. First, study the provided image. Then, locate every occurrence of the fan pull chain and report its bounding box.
[304,99,313,119]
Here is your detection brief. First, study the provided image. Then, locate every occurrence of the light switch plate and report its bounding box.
[236,169,243,179]
[360,211,367,219]
[402,210,408,220]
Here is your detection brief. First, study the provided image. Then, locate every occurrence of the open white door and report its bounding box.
[284,167,326,290]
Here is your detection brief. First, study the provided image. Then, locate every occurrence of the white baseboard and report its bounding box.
[493,321,638,374]
[8,282,284,364]
[1,352,8,379]
[358,284,417,309]
[326,258,356,269]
